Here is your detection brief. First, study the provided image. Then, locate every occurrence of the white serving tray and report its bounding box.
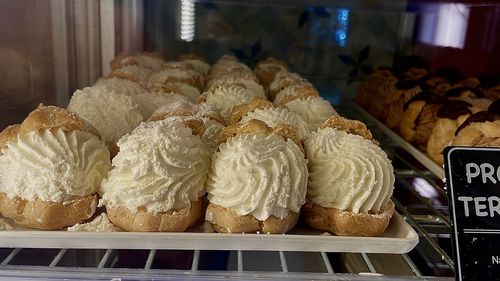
[349,100,445,179]
[0,213,418,254]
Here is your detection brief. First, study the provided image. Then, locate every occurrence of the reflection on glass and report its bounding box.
[418,3,469,49]
[412,177,440,204]
[180,0,195,42]
[335,8,349,47]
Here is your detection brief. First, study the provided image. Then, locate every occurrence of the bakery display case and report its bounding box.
[0,0,499,280]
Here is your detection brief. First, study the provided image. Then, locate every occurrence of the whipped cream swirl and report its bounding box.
[0,128,111,202]
[207,133,308,220]
[100,120,210,214]
[285,97,338,131]
[305,128,394,213]
[204,84,266,120]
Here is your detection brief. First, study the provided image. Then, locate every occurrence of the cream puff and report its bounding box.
[273,82,319,106]
[384,79,422,130]
[198,82,267,121]
[268,72,308,101]
[452,101,500,147]
[230,97,309,140]
[150,101,226,155]
[67,84,144,156]
[206,120,308,233]
[254,57,288,90]
[356,67,398,110]
[94,77,190,120]
[207,59,253,84]
[282,96,338,132]
[427,100,473,166]
[107,64,154,86]
[101,116,210,232]
[148,67,204,90]
[110,52,166,71]
[179,54,211,77]
[399,91,448,151]
[206,73,263,95]
[303,116,395,236]
[0,105,111,229]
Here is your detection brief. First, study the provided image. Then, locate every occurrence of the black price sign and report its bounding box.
[444,147,500,281]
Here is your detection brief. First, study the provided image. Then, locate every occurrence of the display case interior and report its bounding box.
[0,0,499,280]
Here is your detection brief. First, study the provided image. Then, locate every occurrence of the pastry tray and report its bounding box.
[349,100,445,180]
[0,213,418,254]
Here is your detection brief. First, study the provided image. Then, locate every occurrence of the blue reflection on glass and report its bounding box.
[334,8,350,47]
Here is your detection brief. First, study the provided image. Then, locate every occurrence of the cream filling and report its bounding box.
[305,128,394,213]
[68,86,143,144]
[100,120,210,214]
[204,84,266,121]
[67,213,120,232]
[0,128,111,202]
[207,133,308,220]
[285,97,338,131]
[201,118,225,156]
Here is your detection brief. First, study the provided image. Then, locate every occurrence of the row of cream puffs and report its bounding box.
[68,53,210,156]
[0,54,395,237]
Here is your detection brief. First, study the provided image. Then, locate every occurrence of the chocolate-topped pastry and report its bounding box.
[478,73,500,89]
[402,67,428,81]
[372,76,426,121]
[396,79,421,90]
[456,77,481,88]
[455,111,497,135]
[384,79,422,130]
[488,99,500,116]
[399,91,448,151]
[445,86,494,112]
[436,100,472,119]
[419,76,444,90]
[427,100,473,165]
[445,86,484,99]
[478,73,500,100]
[402,91,447,112]
[436,68,465,83]
[452,111,500,147]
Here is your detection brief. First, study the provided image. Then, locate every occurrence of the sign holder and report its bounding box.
[445,146,500,281]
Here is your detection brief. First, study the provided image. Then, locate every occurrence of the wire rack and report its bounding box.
[0,100,456,280]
